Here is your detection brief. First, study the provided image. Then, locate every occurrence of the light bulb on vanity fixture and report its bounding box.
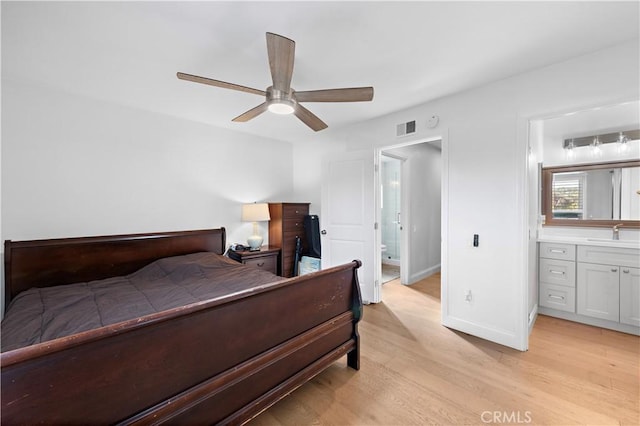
[565,139,576,160]
[591,135,601,156]
[618,132,629,153]
[241,203,271,251]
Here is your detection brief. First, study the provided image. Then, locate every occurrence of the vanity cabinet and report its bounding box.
[620,267,640,327]
[539,242,576,313]
[538,240,640,335]
[575,244,640,324]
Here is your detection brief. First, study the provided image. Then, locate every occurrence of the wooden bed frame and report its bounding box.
[1,228,362,425]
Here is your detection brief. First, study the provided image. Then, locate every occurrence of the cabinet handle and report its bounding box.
[623,269,630,274]
[549,294,565,300]
[611,268,618,273]
[549,249,566,254]
[549,270,565,275]
[257,262,265,267]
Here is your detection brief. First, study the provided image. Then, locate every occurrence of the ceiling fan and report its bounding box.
[177,32,374,132]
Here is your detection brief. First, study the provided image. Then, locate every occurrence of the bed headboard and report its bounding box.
[4,228,226,309]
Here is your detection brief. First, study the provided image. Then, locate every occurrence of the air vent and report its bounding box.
[396,120,416,137]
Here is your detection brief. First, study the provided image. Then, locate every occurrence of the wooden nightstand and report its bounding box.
[228,246,281,276]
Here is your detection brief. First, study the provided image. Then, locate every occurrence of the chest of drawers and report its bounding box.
[268,203,310,277]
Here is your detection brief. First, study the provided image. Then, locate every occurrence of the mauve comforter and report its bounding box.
[1,252,283,352]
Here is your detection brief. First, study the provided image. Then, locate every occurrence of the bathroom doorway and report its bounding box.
[377,138,442,291]
[380,153,404,283]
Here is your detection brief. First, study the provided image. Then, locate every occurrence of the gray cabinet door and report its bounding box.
[577,262,619,322]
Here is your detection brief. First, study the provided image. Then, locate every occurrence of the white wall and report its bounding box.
[1,79,295,310]
[300,40,640,350]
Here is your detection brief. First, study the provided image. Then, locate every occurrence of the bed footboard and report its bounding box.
[1,259,362,425]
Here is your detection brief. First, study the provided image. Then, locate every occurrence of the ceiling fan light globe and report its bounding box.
[268,101,294,115]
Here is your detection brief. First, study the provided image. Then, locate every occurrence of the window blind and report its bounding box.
[552,172,585,219]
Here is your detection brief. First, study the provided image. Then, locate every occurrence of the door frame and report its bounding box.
[374,134,446,300]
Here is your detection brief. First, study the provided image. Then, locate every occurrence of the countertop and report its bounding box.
[538,235,640,250]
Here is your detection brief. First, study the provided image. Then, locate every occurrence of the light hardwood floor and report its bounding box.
[250,273,640,425]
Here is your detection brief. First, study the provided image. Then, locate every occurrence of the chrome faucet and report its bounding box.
[613,223,623,240]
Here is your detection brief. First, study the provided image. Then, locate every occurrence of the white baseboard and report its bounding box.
[442,314,524,351]
[406,263,441,284]
[538,307,640,336]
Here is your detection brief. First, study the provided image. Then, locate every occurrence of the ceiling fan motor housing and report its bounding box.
[266,86,296,114]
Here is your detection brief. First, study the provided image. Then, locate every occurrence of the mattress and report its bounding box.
[1,252,283,352]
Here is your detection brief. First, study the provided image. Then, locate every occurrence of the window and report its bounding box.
[551,172,586,219]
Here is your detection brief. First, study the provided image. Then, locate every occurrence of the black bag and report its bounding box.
[303,215,321,258]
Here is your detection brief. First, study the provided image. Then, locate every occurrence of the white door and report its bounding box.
[321,150,376,303]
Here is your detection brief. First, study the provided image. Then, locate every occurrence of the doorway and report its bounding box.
[377,138,442,293]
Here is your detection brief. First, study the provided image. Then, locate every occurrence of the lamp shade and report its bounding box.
[242,203,271,222]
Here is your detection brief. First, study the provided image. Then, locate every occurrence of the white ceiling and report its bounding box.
[3,1,639,143]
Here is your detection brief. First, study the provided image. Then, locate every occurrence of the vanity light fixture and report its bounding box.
[563,129,639,152]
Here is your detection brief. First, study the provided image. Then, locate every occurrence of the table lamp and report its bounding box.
[241,203,271,251]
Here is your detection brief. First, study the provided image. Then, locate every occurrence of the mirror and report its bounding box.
[542,160,640,227]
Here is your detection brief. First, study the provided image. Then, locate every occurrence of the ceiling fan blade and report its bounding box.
[232,102,269,122]
[295,87,374,103]
[294,104,328,132]
[177,72,266,96]
[266,32,295,93]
